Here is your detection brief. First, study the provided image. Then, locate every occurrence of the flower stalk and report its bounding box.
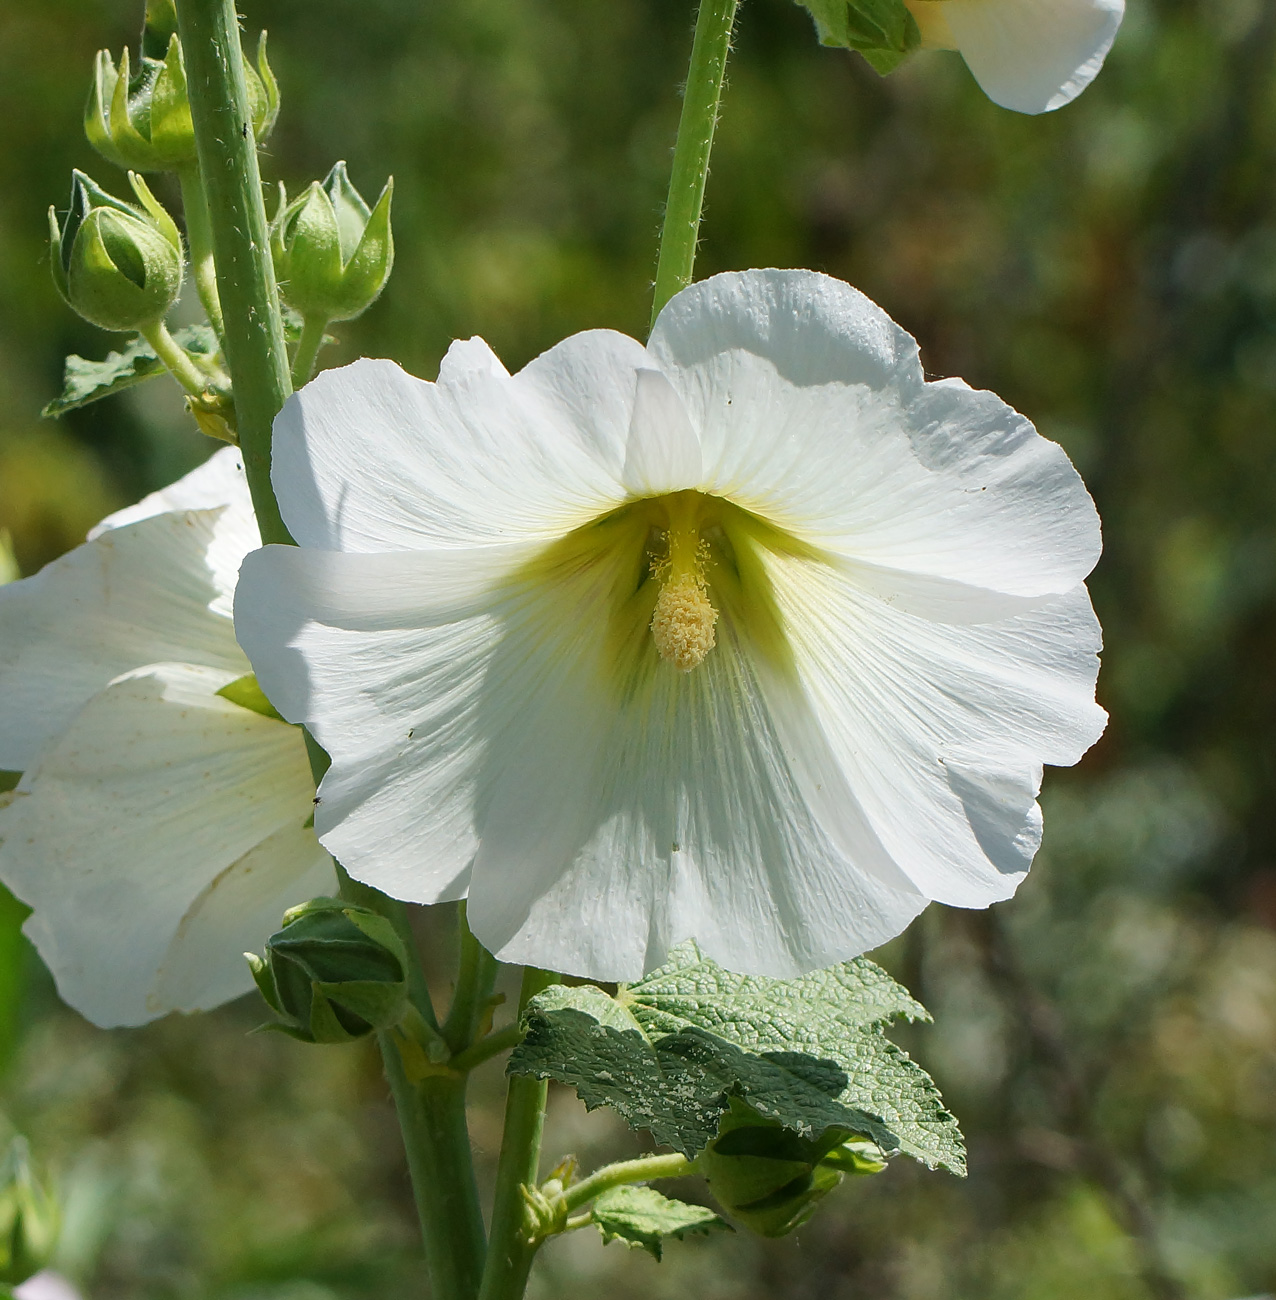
[176,164,224,338]
[650,0,741,327]
[478,967,555,1300]
[173,0,291,545]
[138,318,213,398]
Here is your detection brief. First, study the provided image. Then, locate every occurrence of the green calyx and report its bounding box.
[698,1098,887,1237]
[49,170,183,332]
[795,0,921,73]
[85,30,278,173]
[272,162,394,323]
[247,897,412,1045]
[0,1138,59,1287]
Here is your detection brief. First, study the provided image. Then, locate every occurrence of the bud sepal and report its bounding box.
[248,897,412,1044]
[0,1139,59,1288]
[85,31,278,173]
[49,170,183,332]
[272,162,394,325]
[698,1098,887,1237]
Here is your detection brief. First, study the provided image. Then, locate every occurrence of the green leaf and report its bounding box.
[42,323,220,418]
[795,0,920,68]
[215,673,285,722]
[510,943,965,1174]
[591,1185,730,1260]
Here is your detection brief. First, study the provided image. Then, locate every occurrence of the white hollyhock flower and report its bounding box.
[905,0,1124,114]
[0,448,331,1028]
[236,268,1105,981]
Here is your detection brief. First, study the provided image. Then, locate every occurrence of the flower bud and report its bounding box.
[49,171,183,332]
[698,1101,887,1237]
[272,163,394,322]
[0,1139,59,1287]
[85,31,278,173]
[247,897,410,1044]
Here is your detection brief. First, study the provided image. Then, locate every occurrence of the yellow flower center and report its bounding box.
[649,497,717,671]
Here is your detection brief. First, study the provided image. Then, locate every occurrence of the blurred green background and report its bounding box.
[1,0,1274,1296]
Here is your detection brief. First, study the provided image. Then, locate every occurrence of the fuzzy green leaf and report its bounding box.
[592,1185,730,1260]
[43,323,219,417]
[510,943,965,1174]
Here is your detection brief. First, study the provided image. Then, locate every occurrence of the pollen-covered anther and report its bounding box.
[651,572,717,671]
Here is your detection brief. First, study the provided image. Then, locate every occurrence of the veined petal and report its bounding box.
[759,542,1105,906]
[464,551,929,979]
[235,545,534,904]
[621,369,703,496]
[652,271,1099,600]
[273,341,648,554]
[943,0,1125,115]
[0,663,327,1027]
[89,446,250,536]
[0,507,250,769]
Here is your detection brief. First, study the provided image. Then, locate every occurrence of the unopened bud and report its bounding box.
[699,1100,886,1237]
[272,162,394,323]
[85,31,278,173]
[247,897,410,1044]
[0,1138,59,1287]
[49,171,183,332]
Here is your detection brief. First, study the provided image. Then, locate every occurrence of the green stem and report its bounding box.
[443,902,499,1053]
[291,312,329,387]
[650,0,741,328]
[561,1152,697,1215]
[381,1043,488,1300]
[177,164,225,340]
[139,318,211,397]
[448,1021,524,1075]
[478,968,555,1300]
[174,0,292,545]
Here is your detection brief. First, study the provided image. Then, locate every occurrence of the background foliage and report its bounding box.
[1,0,1274,1296]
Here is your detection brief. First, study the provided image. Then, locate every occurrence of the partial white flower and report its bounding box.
[905,0,1124,114]
[236,268,1106,982]
[0,448,331,1028]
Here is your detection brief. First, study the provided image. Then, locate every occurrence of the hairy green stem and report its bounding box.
[139,318,211,397]
[381,1044,488,1300]
[650,0,740,327]
[290,312,329,387]
[478,968,555,1300]
[177,164,224,340]
[561,1152,697,1215]
[443,903,500,1054]
[175,9,486,1292]
[174,0,292,544]
[447,1022,524,1075]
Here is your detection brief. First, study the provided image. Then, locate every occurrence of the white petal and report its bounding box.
[0,663,326,1027]
[273,343,645,554]
[438,335,511,383]
[89,446,250,536]
[651,271,1099,602]
[944,0,1125,115]
[760,543,1106,906]
[465,577,930,981]
[621,369,703,496]
[235,545,534,904]
[0,507,251,770]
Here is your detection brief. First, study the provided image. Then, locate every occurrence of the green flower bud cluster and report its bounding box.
[86,30,278,174]
[0,1138,59,1288]
[699,1099,887,1237]
[48,170,183,333]
[247,897,411,1044]
[272,163,394,323]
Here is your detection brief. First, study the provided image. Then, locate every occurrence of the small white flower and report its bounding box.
[236,268,1106,982]
[905,0,1125,114]
[0,449,331,1028]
